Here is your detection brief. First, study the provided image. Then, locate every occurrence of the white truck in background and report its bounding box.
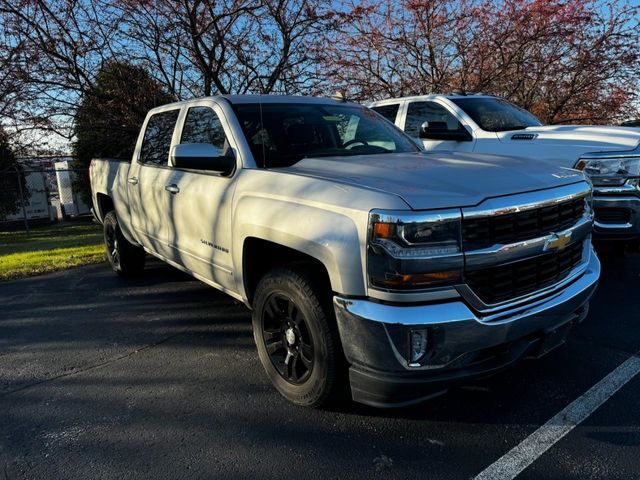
[370,94,640,245]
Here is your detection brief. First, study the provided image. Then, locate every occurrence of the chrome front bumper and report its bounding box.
[333,247,600,407]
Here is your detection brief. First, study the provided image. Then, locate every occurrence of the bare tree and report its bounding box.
[0,0,125,144]
[324,0,468,100]
[117,0,335,97]
[2,0,638,154]
[230,0,338,94]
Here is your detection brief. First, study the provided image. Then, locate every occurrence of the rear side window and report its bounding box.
[139,110,180,166]
[404,101,462,137]
[371,104,400,123]
[181,106,230,154]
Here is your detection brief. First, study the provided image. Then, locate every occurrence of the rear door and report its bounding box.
[128,108,180,258]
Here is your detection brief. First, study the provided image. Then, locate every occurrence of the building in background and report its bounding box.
[1,156,90,230]
[54,159,91,217]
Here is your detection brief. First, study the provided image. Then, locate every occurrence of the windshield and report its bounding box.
[451,97,542,132]
[234,102,419,168]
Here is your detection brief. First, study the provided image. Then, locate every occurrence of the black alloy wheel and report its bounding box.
[103,210,145,276]
[251,266,346,407]
[262,293,314,384]
[104,219,120,269]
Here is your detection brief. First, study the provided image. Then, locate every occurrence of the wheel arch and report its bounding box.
[242,237,332,306]
[95,193,115,222]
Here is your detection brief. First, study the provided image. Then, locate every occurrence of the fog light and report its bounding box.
[409,329,428,364]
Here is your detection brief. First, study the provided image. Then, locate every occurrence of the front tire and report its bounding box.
[103,210,145,276]
[252,266,345,407]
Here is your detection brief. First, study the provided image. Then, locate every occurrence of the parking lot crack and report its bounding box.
[0,331,186,399]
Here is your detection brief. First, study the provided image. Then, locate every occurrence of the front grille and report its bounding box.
[594,207,631,224]
[463,196,586,249]
[465,241,584,305]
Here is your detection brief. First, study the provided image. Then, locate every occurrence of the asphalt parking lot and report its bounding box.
[1,252,639,479]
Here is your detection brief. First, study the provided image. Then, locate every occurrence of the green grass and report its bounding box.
[0,223,106,280]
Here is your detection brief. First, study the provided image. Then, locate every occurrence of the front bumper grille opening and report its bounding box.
[594,207,631,225]
[463,196,585,249]
[465,241,584,305]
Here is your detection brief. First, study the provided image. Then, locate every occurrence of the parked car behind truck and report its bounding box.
[370,94,640,244]
[90,95,599,408]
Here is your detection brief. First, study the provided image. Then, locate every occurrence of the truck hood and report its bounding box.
[496,125,640,153]
[277,152,586,210]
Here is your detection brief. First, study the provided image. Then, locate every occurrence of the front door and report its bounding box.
[165,104,237,290]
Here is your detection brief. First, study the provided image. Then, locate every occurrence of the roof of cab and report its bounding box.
[368,93,494,106]
[220,94,346,105]
[146,94,350,115]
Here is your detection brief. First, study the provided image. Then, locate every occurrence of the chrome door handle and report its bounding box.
[128,176,139,185]
[164,184,180,194]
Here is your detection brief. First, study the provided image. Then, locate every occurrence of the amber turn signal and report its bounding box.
[372,222,394,239]
[376,270,462,289]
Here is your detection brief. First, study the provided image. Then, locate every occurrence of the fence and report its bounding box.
[0,165,92,231]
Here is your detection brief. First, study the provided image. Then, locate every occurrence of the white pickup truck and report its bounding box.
[90,95,599,408]
[370,94,640,244]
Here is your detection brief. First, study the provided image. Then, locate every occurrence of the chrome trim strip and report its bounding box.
[594,221,633,230]
[367,286,461,303]
[593,195,640,204]
[464,216,592,269]
[334,296,475,327]
[593,182,639,195]
[462,182,590,219]
[370,208,461,225]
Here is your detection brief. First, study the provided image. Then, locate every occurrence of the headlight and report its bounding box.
[367,209,463,290]
[575,157,640,186]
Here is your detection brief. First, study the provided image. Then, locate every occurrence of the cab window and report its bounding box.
[139,110,180,166]
[371,104,400,123]
[181,106,231,154]
[404,101,462,137]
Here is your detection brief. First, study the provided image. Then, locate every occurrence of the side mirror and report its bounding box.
[419,121,473,142]
[171,144,235,175]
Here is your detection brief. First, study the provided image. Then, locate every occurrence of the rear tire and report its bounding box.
[252,266,346,408]
[103,210,145,276]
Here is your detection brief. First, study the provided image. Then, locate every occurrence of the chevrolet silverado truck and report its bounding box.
[90,95,600,408]
[370,94,640,244]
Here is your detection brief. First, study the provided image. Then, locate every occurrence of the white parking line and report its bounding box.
[474,354,640,480]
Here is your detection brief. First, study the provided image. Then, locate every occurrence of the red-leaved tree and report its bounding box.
[327,0,640,124]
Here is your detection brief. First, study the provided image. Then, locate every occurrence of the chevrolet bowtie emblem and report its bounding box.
[544,231,572,251]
